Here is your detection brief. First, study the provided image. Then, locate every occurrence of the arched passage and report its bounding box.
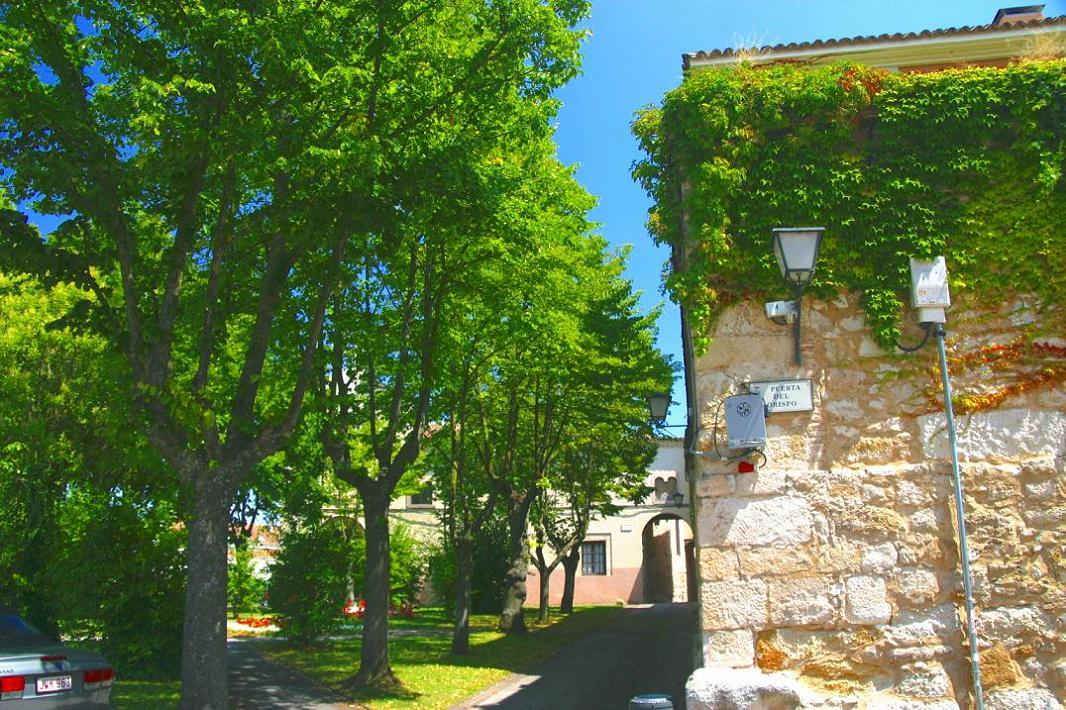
[640,513,695,603]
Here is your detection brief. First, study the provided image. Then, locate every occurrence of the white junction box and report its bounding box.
[724,393,767,450]
[910,256,950,324]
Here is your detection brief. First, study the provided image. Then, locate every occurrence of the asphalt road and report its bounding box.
[451,603,697,710]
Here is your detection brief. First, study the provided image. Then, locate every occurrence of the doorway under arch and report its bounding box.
[640,513,696,603]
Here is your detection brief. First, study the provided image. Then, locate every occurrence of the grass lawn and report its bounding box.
[111,679,182,709]
[264,605,623,710]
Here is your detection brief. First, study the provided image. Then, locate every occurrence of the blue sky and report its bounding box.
[552,0,1066,426]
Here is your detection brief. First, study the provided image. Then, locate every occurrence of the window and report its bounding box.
[581,540,607,576]
[409,486,433,507]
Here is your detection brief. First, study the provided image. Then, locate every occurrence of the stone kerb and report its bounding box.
[688,295,1065,710]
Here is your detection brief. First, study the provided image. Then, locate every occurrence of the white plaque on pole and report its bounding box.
[749,379,813,414]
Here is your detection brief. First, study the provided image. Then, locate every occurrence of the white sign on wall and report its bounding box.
[749,379,814,414]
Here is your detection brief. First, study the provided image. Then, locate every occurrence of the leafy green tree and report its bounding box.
[1,1,588,702]
[0,273,184,676]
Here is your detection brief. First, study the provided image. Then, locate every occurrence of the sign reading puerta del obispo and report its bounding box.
[748,379,814,414]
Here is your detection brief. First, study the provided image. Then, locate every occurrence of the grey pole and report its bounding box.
[934,322,985,710]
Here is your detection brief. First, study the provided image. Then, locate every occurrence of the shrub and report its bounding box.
[228,543,267,616]
[388,522,427,608]
[267,517,363,644]
[51,489,185,678]
[429,513,510,617]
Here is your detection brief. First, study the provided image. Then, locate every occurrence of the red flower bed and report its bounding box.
[235,616,276,628]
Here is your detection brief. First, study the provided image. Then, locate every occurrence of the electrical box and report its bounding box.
[724,393,767,450]
[764,300,797,325]
[909,257,950,324]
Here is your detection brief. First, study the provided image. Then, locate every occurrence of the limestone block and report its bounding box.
[917,408,1066,462]
[696,473,736,498]
[883,604,959,649]
[762,435,816,470]
[864,695,959,710]
[701,578,769,630]
[859,336,885,357]
[895,661,954,699]
[826,398,865,422]
[700,547,740,581]
[737,546,815,578]
[907,508,943,534]
[840,436,913,466]
[698,497,813,548]
[861,543,899,573]
[985,688,1063,710]
[768,576,836,627]
[898,480,932,507]
[845,575,892,624]
[1023,479,1060,498]
[863,484,890,504]
[734,467,790,495]
[839,315,866,332]
[686,667,803,710]
[702,629,755,668]
[1021,506,1066,528]
[892,568,941,605]
[975,605,1055,645]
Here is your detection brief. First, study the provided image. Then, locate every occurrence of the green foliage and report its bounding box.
[429,514,511,616]
[268,517,364,645]
[228,544,267,617]
[0,274,183,678]
[388,523,428,608]
[633,60,1066,350]
[51,489,186,679]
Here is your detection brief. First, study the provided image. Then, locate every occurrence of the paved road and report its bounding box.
[451,603,697,710]
[228,637,362,709]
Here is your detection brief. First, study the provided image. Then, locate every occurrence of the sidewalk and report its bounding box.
[227,637,365,710]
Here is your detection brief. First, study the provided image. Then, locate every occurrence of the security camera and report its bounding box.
[764,300,797,326]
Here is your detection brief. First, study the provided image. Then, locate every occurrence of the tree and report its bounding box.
[1,1,589,703]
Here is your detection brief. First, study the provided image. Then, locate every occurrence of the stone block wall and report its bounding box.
[688,295,1065,710]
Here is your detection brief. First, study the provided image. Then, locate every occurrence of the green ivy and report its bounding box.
[633,60,1066,351]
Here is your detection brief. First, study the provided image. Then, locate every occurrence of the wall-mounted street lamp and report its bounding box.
[669,491,685,507]
[767,227,824,365]
[646,392,671,423]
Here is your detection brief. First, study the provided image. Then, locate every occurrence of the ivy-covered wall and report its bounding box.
[633,60,1066,353]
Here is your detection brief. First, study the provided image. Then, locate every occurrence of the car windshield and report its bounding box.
[0,614,55,647]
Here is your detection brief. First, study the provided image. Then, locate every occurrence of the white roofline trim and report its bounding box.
[686,23,1066,69]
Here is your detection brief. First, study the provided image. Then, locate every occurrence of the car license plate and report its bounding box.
[36,675,72,694]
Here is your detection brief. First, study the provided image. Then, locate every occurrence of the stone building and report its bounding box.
[653,7,1066,710]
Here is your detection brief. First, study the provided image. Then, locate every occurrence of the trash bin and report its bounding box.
[629,693,673,709]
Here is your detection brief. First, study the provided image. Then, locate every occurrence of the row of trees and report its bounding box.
[0,1,671,707]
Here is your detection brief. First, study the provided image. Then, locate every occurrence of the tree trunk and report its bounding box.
[560,547,579,614]
[451,535,473,655]
[537,559,551,624]
[499,507,529,634]
[179,475,231,710]
[349,490,399,689]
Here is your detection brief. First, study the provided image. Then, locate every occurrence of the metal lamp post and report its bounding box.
[771,227,824,365]
[907,257,984,710]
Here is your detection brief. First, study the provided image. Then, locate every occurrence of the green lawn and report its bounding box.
[111,679,182,709]
[265,606,622,710]
[110,606,621,710]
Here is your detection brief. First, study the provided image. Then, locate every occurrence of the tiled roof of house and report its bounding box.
[683,14,1066,69]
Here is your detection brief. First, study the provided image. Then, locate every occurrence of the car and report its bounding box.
[0,611,112,708]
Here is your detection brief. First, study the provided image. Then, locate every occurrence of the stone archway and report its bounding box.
[640,513,695,603]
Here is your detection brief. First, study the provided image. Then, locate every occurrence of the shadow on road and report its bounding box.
[452,603,696,710]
